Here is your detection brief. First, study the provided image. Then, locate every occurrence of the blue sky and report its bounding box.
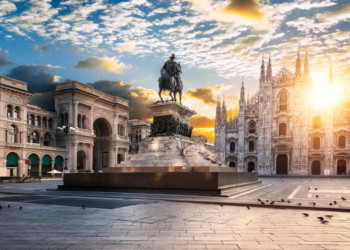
[0,0,350,127]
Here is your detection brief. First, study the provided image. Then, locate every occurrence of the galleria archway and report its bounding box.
[93,118,112,172]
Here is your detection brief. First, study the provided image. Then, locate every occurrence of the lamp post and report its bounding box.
[57,125,75,174]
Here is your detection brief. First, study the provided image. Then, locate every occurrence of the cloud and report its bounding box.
[75,56,129,74]
[224,0,264,20]
[33,44,50,53]
[190,115,214,128]
[0,50,12,66]
[117,41,136,53]
[6,65,59,93]
[318,2,350,19]
[186,85,229,104]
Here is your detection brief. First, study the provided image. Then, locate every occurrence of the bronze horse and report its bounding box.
[158,63,183,104]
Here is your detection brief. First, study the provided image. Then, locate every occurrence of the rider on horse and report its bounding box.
[161,53,181,92]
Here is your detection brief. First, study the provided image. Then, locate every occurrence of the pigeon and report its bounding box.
[316,195,319,198]
[266,200,269,203]
[317,216,325,221]
[260,202,265,205]
[281,199,285,202]
[287,200,291,203]
[19,206,22,210]
[329,203,333,206]
[82,205,85,209]
[298,203,302,206]
[341,197,346,201]
[257,199,262,202]
[334,201,337,205]
[312,202,316,206]
[315,188,318,190]
[302,213,309,217]
[247,206,250,210]
[7,204,10,208]
[325,215,333,219]
[270,201,275,205]
[308,187,311,190]
[321,220,329,224]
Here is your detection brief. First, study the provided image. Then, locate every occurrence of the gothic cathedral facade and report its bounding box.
[215,51,349,175]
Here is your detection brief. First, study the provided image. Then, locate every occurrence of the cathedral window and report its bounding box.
[313,137,320,150]
[248,121,256,133]
[279,92,288,111]
[7,105,13,118]
[249,141,255,152]
[230,142,235,152]
[338,136,346,148]
[312,116,321,129]
[279,123,287,136]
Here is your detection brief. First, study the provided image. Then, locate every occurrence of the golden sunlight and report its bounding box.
[311,71,339,110]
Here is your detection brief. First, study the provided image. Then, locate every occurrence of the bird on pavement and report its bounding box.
[302,213,309,217]
[329,203,333,206]
[312,202,316,206]
[341,197,346,201]
[281,199,285,202]
[260,202,265,205]
[316,195,319,198]
[315,188,318,190]
[257,199,261,202]
[334,201,337,205]
[270,201,275,205]
[298,203,302,206]
[321,220,329,224]
[287,200,291,203]
[317,216,325,221]
[266,200,269,203]
[325,215,333,219]
[247,206,250,210]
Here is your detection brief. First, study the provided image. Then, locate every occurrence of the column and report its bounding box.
[71,142,78,172]
[73,102,79,128]
[90,107,93,131]
[109,146,116,167]
[38,159,42,177]
[88,143,93,171]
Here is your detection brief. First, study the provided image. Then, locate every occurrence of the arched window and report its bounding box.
[249,141,255,152]
[78,114,82,128]
[8,125,18,143]
[279,92,288,111]
[44,133,51,146]
[36,116,41,126]
[42,117,47,128]
[248,121,256,133]
[7,105,13,118]
[48,118,53,129]
[7,152,18,167]
[313,137,320,150]
[31,131,39,143]
[14,106,20,119]
[279,123,287,136]
[64,113,68,126]
[30,114,35,125]
[82,116,86,129]
[312,116,321,129]
[230,142,235,152]
[338,136,346,148]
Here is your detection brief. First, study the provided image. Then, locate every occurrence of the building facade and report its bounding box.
[0,75,130,177]
[215,51,350,175]
[128,119,151,154]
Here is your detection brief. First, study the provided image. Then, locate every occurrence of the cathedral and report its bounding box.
[215,50,350,175]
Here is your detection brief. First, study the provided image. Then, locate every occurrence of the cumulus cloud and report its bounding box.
[75,56,129,74]
[117,41,136,53]
[224,0,264,20]
[318,2,350,20]
[186,85,229,104]
[190,115,214,128]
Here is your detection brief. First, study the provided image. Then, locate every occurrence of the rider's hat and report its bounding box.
[170,53,175,59]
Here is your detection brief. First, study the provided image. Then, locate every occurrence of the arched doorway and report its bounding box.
[337,160,346,175]
[7,152,19,177]
[77,150,86,171]
[93,118,112,172]
[311,160,321,175]
[248,162,255,172]
[117,154,124,164]
[229,162,236,168]
[276,154,288,175]
[55,155,64,172]
[42,155,52,176]
[29,154,40,177]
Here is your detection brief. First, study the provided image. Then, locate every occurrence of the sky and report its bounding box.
[0,0,350,141]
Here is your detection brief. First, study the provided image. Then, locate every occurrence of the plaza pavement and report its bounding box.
[0,178,350,249]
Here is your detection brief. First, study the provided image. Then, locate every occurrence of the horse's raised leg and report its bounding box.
[158,89,164,102]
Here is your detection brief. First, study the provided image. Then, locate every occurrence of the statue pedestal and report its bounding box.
[147,102,196,137]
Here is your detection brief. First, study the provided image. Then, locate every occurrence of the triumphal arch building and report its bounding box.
[0,75,130,177]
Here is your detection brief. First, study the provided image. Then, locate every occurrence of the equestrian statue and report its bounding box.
[158,53,183,104]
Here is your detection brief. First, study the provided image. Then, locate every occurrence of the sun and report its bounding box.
[311,72,338,110]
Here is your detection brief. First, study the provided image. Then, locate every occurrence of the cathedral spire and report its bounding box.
[328,58,333,86]
[222,95,227,123]
[260,55,265,84]
[296,49,301,77]
[240,77,245,104]
[304,49,309,77]
[216,97,221,127]
[266,53,272,82]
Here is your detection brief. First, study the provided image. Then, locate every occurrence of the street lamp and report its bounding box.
[57,125,75,174]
